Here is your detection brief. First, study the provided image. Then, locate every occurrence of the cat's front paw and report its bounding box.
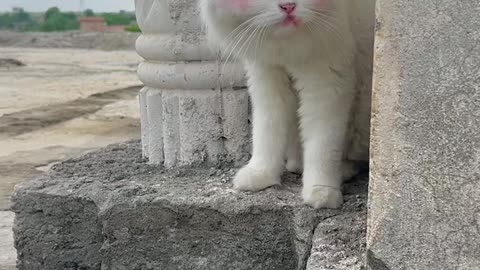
[302,185,343,209]
[233,166,280,191]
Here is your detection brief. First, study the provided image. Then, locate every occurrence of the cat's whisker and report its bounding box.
[251,25,269,65]
[223,23,253,59]
[222,18,269,74]
[222,18,258,59]
[309,13,336,25]
[221,18,257,80]
[222,13,276,73]
[307,17,342,41]
[303,9,339,24]
[222,23,256,75]
[305,23,314,37]
[223,15,259,44]
[221,12,273,71]
[237,24,262,60]
[247,13,278,62]
[307,17,336,33]
[307,12,341,35]
[305,7,338,17]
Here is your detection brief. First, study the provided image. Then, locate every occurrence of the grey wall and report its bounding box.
[368,0,480,269]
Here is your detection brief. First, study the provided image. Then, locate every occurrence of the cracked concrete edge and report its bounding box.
[11,141,367,270]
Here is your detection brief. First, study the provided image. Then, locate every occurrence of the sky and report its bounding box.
[0,0,135,12]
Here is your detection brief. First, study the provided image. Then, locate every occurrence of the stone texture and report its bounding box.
[140,89,251,168]
[135,0,249,167]
[307,190,367,270]
[146,89,164,164]
[12,141,367,270]
[368,1,480,269]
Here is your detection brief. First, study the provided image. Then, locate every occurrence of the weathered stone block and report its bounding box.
[12,142,367,270]
[13,192,102,270]
[368,1,480,269]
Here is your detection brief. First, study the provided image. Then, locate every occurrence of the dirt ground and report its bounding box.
[0,45,143,269]
[0,31,139,51]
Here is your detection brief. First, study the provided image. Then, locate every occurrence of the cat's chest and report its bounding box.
[255,40,322,66]
[254,35,347,67]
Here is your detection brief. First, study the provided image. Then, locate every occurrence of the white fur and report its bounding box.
[200,0,375,208]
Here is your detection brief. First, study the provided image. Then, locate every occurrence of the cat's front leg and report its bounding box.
[295,65,355,209]
[233,63,297,191]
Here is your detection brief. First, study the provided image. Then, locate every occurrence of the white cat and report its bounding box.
[200,0,375,208]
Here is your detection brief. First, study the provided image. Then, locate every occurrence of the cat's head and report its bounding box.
[200,0,345,62]
[201,0,336,36]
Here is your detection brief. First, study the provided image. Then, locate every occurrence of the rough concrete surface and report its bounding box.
[12,141,367,270]
[368,1,480,269]
[307,194,367,270]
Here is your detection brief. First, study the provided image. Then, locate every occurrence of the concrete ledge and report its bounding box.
[12,141,367,270]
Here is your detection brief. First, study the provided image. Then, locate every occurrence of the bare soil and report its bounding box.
[0,47,143,208]
[0,31,139,51]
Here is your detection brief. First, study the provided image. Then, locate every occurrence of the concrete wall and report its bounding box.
[367,0,480,269]
[135,0,249,167]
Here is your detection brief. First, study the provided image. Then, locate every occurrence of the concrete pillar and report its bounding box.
[367,1,480,269]
[135,0,249,167]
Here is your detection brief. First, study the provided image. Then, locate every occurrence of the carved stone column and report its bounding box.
[135,0,249,167]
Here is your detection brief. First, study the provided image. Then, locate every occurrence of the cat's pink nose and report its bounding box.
[279,3,296,14]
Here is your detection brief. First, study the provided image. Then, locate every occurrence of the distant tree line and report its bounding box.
[0,8,35,31]
[0,7,140,32]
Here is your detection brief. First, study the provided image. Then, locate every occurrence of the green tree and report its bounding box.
[12,8,31,22]
[102,13,132,25]
[0,8,35,30]
[44,7,60,21]
[0,13,12,29]
[84,9,95,17]
[39,7,79,32]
